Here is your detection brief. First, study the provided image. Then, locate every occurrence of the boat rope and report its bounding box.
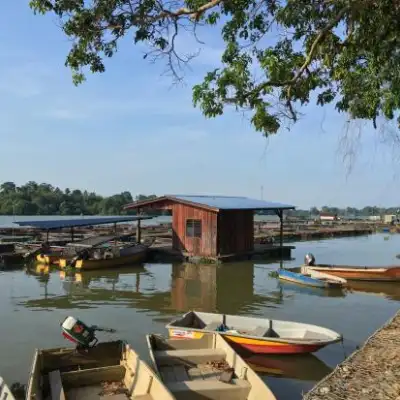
[340,335,347,360]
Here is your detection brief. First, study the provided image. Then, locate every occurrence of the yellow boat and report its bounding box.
[59,244,148,270]
[36,253,63,265]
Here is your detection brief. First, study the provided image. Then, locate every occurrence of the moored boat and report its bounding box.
[147,332,276,400]
[279,268,345,289]
[166,311,342,355]
[59,243,148,271]
[26,340,175,400]
[303,264,400,281]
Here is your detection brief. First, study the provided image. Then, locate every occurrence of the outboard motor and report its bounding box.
[304,253,316,266]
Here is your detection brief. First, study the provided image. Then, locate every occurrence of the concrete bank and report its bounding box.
[304,310,400,400]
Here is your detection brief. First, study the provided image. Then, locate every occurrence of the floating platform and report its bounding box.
[148,243,294,264]
[304,310,400,400]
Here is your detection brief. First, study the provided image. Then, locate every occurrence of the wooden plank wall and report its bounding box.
[217,210,254,255]
[172,204,218,256]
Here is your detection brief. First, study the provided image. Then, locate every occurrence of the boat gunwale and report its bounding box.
[305,264,400,273]
[166,311,342,345]
[279,269,344,288]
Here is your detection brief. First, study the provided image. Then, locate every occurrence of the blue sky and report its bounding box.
[0,3,399,209]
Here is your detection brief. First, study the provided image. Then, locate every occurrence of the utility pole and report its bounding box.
[260,185,264,200]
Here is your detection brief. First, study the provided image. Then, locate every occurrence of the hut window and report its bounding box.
[186,219,202,238]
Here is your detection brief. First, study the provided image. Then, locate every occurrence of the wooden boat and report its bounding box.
[59,244,148,270]
[146,333,276,400]
[303,264,400,281]
[36,252,63,265]
[0,376,16,400]
[166,311,342,355]
[279,268,346,289]
[26,340,175,400]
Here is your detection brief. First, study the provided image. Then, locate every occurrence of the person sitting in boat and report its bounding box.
[93,249,103,260]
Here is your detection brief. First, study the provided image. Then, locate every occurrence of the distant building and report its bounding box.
[368,215,381,222]
[124,195,295,258]
[319,212,338,222]
[384,214,397,224]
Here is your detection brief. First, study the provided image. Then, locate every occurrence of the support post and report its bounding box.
[136,210,142,244]
[46,230,49,242]
[71,227,74,242]
[278,210,283,269]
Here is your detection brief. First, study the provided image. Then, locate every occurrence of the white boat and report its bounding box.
[0,377,16,400]
[300,266,348,285]
[166,311,342,354]
[26,340,175,400]
[146,332,276,400]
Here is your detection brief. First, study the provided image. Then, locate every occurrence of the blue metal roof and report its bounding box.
[168,195,295,211]
[13,216,153,230]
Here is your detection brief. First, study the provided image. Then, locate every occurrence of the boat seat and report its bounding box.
[205,321,221,331]
[155,348,226,365]
[49,370,66,400]
[252,326,269,337]
[167,379,251,400]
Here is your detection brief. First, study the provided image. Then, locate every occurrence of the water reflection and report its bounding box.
[278,280,346,298]
[244,353,332,381]
[348,281,400,301]
[21,262,286,314]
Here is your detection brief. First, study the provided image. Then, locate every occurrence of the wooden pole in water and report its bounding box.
[278,210,283,269]
[71,227,74,242]
[136,210,142,244]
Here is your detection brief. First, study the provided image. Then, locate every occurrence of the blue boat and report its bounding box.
[278,268,345,289]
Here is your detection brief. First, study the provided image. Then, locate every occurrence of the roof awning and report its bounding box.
[13,216,153,230]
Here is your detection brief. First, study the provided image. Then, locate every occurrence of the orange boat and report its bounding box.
[303,264,400,281]
[166,311,342,355]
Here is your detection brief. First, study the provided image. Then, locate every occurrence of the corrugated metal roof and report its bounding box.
[168,195,295,211]
[13,216,153,230]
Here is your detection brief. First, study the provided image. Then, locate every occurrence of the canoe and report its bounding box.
[0,376,16,400]
[146,333,276,400]
[278,268,345,289]
[26,340,175,400]
[303,264,400,281]
[59,244,148,270]
[166,311,342,355]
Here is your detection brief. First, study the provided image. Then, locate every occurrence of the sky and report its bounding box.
[0,3,399,209]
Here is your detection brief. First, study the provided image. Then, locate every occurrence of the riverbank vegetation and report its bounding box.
[0,181,156,215]
[1,181,399,217]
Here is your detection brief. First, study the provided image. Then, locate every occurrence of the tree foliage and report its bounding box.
[0,181,157,215]
[29,0,400,135]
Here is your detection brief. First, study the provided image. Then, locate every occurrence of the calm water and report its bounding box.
[1,234,399,399]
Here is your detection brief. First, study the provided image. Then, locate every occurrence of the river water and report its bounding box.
[1,234,399,399]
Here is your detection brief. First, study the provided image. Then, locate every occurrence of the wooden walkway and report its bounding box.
[304,310,400,400]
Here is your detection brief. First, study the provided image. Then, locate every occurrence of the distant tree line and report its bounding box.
[258,206,400,218]
[284,206,400,219]
[0,181,161,215]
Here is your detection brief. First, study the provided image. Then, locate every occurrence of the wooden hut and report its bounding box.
[124,195,295,261]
